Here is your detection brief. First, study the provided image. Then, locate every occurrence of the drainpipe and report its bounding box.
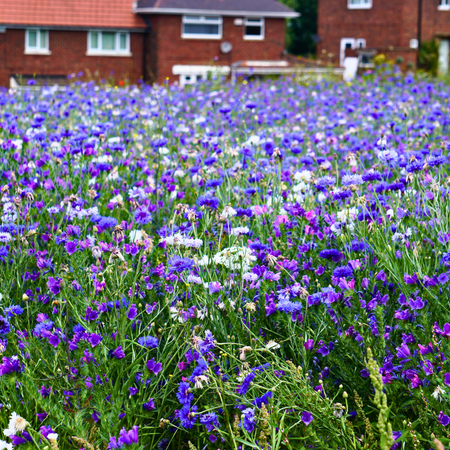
[417,0,422,68]
[142,16,152,83]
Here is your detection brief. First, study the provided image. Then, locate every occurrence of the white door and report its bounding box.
[340,38,356,67]
[439,39,449,76]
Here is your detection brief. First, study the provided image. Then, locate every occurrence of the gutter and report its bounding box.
[133,7,300,18]
[142,16,152,83]
[417,0,422,67]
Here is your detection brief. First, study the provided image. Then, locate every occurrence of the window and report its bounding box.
[87,31,130,56]
[25,29,50,54]
[439,0,450,10]
[182,16,222,39]
[244,18,264,40]
[348,0,372,9]
[356,38,366,49]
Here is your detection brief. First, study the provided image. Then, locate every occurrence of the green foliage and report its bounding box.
[279,0,318,56]
[419,40,439,76]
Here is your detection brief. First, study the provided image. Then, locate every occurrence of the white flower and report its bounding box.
[47,433,58,441]
[432,386,445,402]
[0,439,13,450]
[129,230,143,243]
[220,206,237,219]
[194,375,209,389]
[377,136,387,148]
[294,170,312,183]
[265,340,281,350]
[213,246,256,272]
[196,255,211,266]
[186,274,202,285]
[231,227,249,236]
[4,412,29,436]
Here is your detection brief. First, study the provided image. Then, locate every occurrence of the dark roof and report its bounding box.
[134,0,299,18]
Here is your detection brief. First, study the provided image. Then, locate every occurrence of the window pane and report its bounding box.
[28,30,37,48]
[203,16,220,22]
[90,32,99,49]
[40,30,47,49]
[184,24,219,35]
[184,15,202,21]
[119,33,127,50]
[102,32,116,50]
[245,25,262,36]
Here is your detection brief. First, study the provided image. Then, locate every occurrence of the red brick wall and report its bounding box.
[147,15,286,83]
[0,28,145,87]
[317,0,408,66]
[422,1,450,41]
[317,0,450,69]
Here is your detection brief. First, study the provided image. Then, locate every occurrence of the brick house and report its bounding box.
[0,0,297,87]
[317,0,450,74]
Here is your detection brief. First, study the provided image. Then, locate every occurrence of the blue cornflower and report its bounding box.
[240,408,256,433]
[168,256,194,273]
[333,265,353,278]
[237,372,255,396]
[177,381,194,405]
[4,305,24,317]
[197,195,219,210]
[179,404,198,429]
[137,336,159,348]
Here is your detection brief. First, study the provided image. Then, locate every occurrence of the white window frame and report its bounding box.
[348,0,372,9]
[181,15,222,39]
[25,29,51,55]
[86,31,131,57]
[243,18,265,40]
[439,0,450,10]
[356,38,366,49]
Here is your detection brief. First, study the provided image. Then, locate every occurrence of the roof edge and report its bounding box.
[0,24,146,31]
[134,7,300,18]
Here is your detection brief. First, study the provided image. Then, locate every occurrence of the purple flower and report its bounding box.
[49,334,60,348]
[396,343,411,359]
[404,273,418,285]
[87,333,103,347]
[168,256,194,273]
[65,241,77,255]
[177,381,194,405]
[438,273,449,285]
[332,265,353,279]
[439,411,450,426]
[197,195,219,210]
[134,206,152,225]
[208,281,221,294]
[0,316,10,336]
[118,426,139,445]
[137,335,158,348]
[240,408,256,433]
[111,346,126,359]
[301,411,313,426]
[47,277,62,295]
[319,249,342,262]
[143,399,155,411]
[304,339,314,351]
[317,345,329,357]
[444,373,450,386]
[127,304,138,320]
[179,404,198,429]
[146,358,162,374]
[237,372,255,395]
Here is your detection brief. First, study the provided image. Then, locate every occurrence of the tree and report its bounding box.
[280,0,318,57]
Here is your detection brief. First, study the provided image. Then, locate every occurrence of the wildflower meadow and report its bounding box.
[1,71,450,450]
